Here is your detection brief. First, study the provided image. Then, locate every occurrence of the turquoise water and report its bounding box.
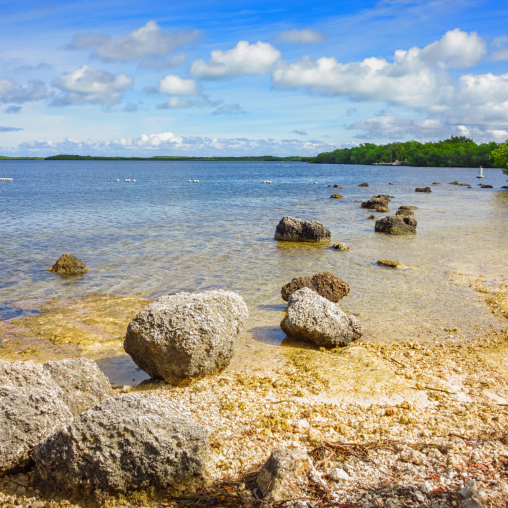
[1,160,507,342]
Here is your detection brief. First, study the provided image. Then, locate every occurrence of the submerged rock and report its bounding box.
[280,287,362,347]
[332,242,350,251]
[43,358,114,417]
[257,448,313,502]
[361,197,390,212]
[396,209,414,217]
[378,259,403,268]
[333,184,343,189]
[0,360,73,475]
[480,184,493,189]
[330,194,344,199]
[399,205,418,210]
[48,254,88,275]
[358,182,369,187]
[274,216,331,242]
[124,290,248,386]
[367,215,376,220]
[432,182,442,185]
[281,272,350,303]
[415,187,431,193]
[375,215,417,235]
[32,394,209,501]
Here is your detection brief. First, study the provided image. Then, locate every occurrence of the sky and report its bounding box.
[0,0,507,156]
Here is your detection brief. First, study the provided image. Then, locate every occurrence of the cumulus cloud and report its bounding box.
[156,74,201,96]
[14,62,54,72]
[156,95,222,109]
[272,29,508,126]
[212,103,245,115]
[290,129,308,135]
[190,41,281,79]
[137,53,187,70]
[349,112,508,143]
[67,21,202,63]
[0,126,23,132]
[16,132,339,156]
[51,65,133,106]
[4,105,22,114]
[275,29,325,44]
[0,78,47,104]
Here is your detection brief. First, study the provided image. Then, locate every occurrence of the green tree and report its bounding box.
[491,140,508,175]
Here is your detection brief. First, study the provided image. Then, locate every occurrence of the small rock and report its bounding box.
[459,481,477,499]
[330,194,344,199]
[30,502,44,508]
[274,216,331,242]
[480,184,493,188]
[415,187,431,193]
[257,449,313,502]
[281,272,350,303]
[420,481,432,494]
[358,182,369,187]
[389,182,394,185]
[333,185,344,189]
[367,215,376,220]
[377,259,403,268]
[329,468,349,481]
[125,290,248,386]
[280,287,362,347]
[48,254,88,275]
[332,242,350,251]
[375,215,417,235]
[361,197,390,212]
[432,182,442,185]
[307,428,324,446]
[396,209,414,217]
[399,205,418,210]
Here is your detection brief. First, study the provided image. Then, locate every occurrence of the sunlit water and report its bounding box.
[1,160,507,348]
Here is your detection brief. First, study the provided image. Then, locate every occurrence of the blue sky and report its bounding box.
[1,0,507,156]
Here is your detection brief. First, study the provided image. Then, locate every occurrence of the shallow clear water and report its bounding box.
[1,160,507,343]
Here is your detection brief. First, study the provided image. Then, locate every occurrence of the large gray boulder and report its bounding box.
[43,358,114,417]
[0,360,73,475]
[124,290,248,386]
[258,448,313,502]
[281,272,350,303]
[274,216,331,242]
[375,215,417,235]
[280,288,362,347]
[32,394,209,501]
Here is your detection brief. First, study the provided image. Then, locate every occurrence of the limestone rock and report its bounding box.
[415,187,431,193]
[395,209,414,217]
[330,194,344,199]
[0,360,73,475]
[399,206,418,210]
[257,448,313,502]
[367,215,376,220]
[332,242,350,251]
[124,290,248,386]
[377,259,403,268]
[358,182,369,187]
[43,359,114,417]
[333,184,343,189]
[480,184,493,188]
[281,272,350,303]
[280,287,362,347]
[375,215,417,235]
[48,254,87,275]
[361,197,390,212]
[432,182,441,185]
[32,394,208,501]
[274,216,331,242]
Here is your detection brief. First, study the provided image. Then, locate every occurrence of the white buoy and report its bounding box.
[314,182,318,184]
[0,178,13,181]
[133,179,136,182]
[477,166,484,179]
[125,179,130,182]
[189,180,191,183]
[116,179,120,182]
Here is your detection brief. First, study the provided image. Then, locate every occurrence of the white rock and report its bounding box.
[329,468,349,481]
[420,481,432,494]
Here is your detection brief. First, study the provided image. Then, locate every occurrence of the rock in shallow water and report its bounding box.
[124,290,248,386]
[281,272,350,303]
[280,287,362,347]
[375,215,417,235]
[32,394,209,501]
[395,209,414,217]
[332,242,350,251]
[378,259,403,268]
[361,197,390,212]
[274,216,331,242]
[48,254,88,275]
[415,187,432,193]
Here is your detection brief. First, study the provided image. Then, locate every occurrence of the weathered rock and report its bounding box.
[480,184,493,188]
[274,216,331,242]
[395,209,414,217]
[361,197,390,212]
[281,272,350,303]
[329,468,349,481]
[43,359,114,417]
[330,194,344,199]
[0,360,73,475]
[373,194,393,200]
[32,394,208,501]
[280,287,362,347]
[124,290,248,386]
[377,259,403,268]
[375,215,417,235]
[358,182,369,187]
[333,184,343,189]
[48,254,87,275]
[257,448,313,502]
[389,182,394,185]
[399,205,418,210]
[415,187,431,193]
[432,182,442,185]
[332,242,350,251]
[367,215,376,220]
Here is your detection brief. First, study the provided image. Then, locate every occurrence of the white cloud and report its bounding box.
[349,112,508,143]
[492,36,508,48]
[155,95,222,109]
[491,50,508,61]
[67,21,202,63]
[190,41,281,79]
[157,75,201,96]
[272,29,508,126]
[137,53,187,70]
[52,65,133,106]
[0,126,23,132]
[0,78,47,103]
[16,132,339,156]
[290,130,308,135]
[276,29,325,44]
[4,105,22,114]
[122,102,139,112]
[211,103,245,115]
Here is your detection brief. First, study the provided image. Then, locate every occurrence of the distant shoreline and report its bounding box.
[0,155,303,162]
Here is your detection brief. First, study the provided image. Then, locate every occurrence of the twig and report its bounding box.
[270,399,293,404]
[425,386,456,395]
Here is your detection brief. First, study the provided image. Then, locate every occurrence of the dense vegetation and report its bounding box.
[491,140,508,175]
[0,156,45,160]
[44,155,302,161]
[302,137,499,168]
